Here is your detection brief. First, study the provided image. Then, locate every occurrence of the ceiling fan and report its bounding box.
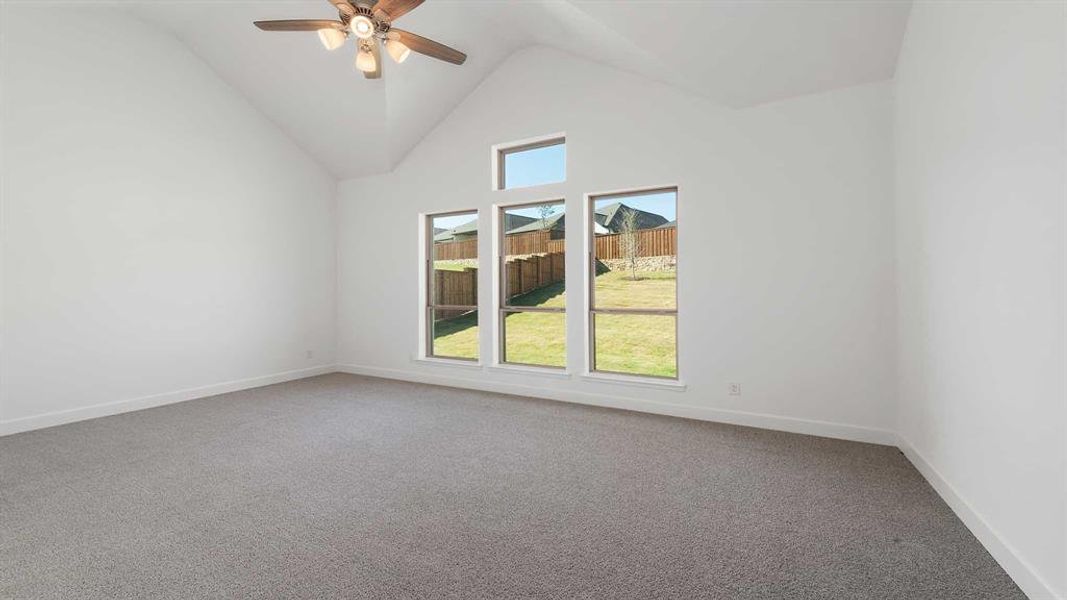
[254,0,466,79]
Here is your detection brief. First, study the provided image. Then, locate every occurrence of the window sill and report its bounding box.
[488,364,572,379]
[580,372,687,391]
[412,356,484,370]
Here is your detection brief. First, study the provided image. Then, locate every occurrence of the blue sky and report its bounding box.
[506,201,564,220]
[433,213,477,230]
[504,144,565,189]
[595,191,676,222]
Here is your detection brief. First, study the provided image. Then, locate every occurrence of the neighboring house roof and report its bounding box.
[434,217,480,242]
[504,214,537,231]
[506,212,565,235]
[435,214,539,242]
[434,205,666,242]
[450,218,480,239]
[656,220,677,229]
[450,219,479,237]
[594,202,669,232]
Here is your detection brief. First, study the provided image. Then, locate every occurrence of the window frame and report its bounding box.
[492,134,566,191]
[496,198,568,370]
[586,186,679,380]
[424,209,480,363]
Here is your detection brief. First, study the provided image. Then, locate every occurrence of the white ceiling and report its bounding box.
[133,0,912,180]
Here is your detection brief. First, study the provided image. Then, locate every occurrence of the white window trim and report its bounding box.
[580,371,687,390]
[490,132,567,191]
[583,184,681,381]
[491,196,569,372]
[412,356,485,370]
[419,208,482,365]
[488,364,573,379]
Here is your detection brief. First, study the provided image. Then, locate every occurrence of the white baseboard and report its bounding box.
[0,364,337,437]
[1,361,896,447]
[897,436,1062,600]
[336,363,898,446]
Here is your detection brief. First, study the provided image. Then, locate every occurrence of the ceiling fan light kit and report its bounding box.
[355,41,378,73]
[350,15,375,39]
[253,0,466,80]
[317,28,347,51]
[385,39,411,64]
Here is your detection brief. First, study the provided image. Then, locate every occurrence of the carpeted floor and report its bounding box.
[0,374,1023,599]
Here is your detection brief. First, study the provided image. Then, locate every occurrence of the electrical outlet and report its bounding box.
[728,383,742,396]
[306,350,314,360]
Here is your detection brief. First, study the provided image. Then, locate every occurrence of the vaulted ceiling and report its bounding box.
[133,0,912,180]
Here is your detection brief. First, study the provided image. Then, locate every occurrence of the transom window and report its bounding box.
[588,189,678,379]
[496,137,565,190]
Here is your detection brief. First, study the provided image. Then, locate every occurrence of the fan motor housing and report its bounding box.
[346,4,390,35]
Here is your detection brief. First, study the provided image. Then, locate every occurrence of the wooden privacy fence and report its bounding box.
[433,238,478,260]
[593,227,676,260]
[433,226,675,261]
[547,239,566,254]
[434,268,477,308]
[505,252,564,298]
[433,252,564,316]
[504,231,566,256]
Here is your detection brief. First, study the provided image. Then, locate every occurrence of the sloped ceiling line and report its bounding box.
[132,0,911,180]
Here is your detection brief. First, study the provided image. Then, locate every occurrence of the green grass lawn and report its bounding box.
[433,261,476,272]
[431,270,676,377]
[430,309,479,360]
[592,312,676,377]
[593,270,676,309]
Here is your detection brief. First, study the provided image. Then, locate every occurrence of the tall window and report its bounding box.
[426,210,479,361]
[496,137,565,190]
[498,200,566,368]
[588,189,678,378]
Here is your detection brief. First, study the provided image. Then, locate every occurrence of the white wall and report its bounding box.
[0,6,338,432]
[336,46,897,442]
[894,2,1066,598]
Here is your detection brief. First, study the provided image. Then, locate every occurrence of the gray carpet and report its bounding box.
[0,374,1024,599]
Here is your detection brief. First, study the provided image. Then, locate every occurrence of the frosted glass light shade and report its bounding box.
[386,40,410,63]
[355,48,377,73]
[318,28,346,51]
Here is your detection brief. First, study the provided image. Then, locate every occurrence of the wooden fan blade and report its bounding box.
[389,29,466,65]
[364,39,382,79]
[373,0,424,22]
[254,20,345,32]
[326,0,355,17]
